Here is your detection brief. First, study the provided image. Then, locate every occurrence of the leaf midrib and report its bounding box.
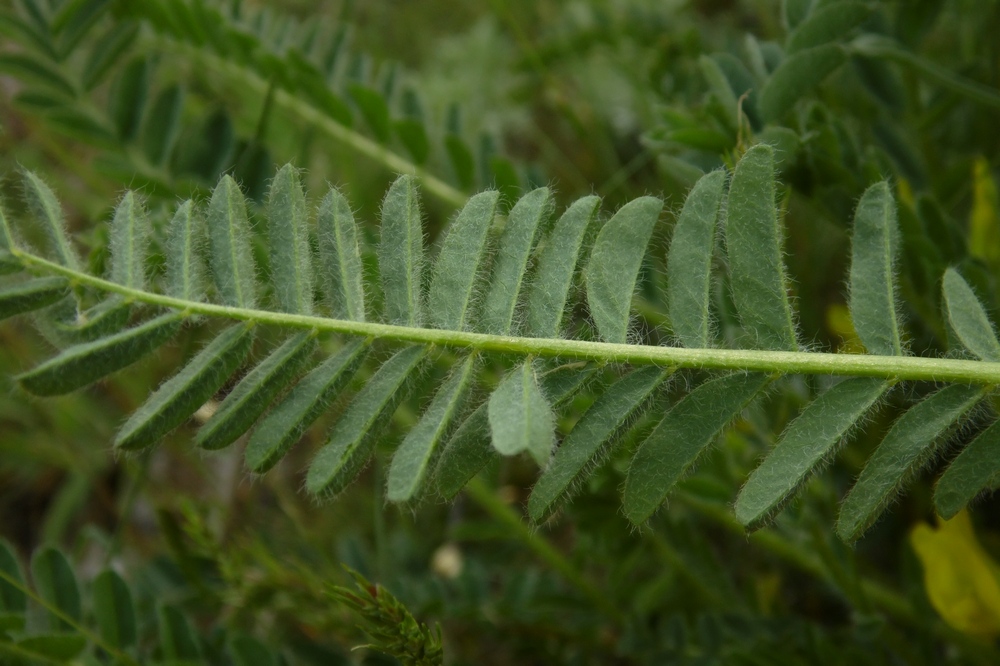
[15,248,1000,384]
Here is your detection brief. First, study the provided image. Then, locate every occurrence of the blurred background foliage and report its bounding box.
[3,0,1000,663]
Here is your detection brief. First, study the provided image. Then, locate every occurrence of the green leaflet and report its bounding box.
[434,362,597,499]
[0,52,75,98]
[0,201,14,251]
[30,547,80,632]
[838,384,986,541]
[207,175,257,309]
[489,361,556,466]
[699,55,740,124]
[18,312,182,396]
[21,169,80,270]
[246,339,368,474]
[0,539,27,631]
[115,323,255,451]
[109,56,149,141]
[943,268,1000,361]
[349,83,391,142]
[481,187,553,334]
[318,186,366,321]
[81,20,139,90]
[849,181,903,356]
[159,604,202,661]
[108,191,148,290]
[735,377,888,528]
[15,634,87,661]
[758,44,847,122]
[196,332,316,451]
[141,83,183,166]
[786,2,872,53]
[935,419,1000,519]
[386,354,476,502]
[52,296,131,344]
[726,144,798,351]
[586,197,663,344]
[624,372,771,524]
[92,569,136,649]
[306,345,426,497]
[0,277,69,321]
[428,191,499,330]
[379,175,424,326]
[165,200,204,301]
[267,164,313,315]
[525,195,600,338]
[667,169,727,348]
[528,366,670,523]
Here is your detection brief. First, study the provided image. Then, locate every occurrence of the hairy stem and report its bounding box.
[16,249,1000,384]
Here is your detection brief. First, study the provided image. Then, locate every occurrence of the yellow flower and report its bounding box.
[910,509,1000,639]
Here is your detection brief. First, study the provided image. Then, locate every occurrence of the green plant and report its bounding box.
[6,0,1000,664]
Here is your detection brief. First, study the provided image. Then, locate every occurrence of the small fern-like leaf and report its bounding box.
[735,377,888,528]
[528,366,670,523]
[207,175,257,309]
[115,323,256,451]
[319,186,366,321]
[667,169,727,349]
[837,384,986,541]
[380,175,424,326]
[428,191,499,331]
[18,313,182,396]
[387,354,476,502]
[481,187,553,335]
[267,165,313,315]
[849,181,903,356]
[307,345,427,497]
[726,144,798,351]
[943,268,1000,361]
[246,339,369,474]
[624,372,771,524]
[488,360,556,466]
[586,197,663,344]
[196,332,317,451]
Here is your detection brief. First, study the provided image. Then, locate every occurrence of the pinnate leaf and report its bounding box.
[625,372,770,524]
[18,312,182,396]
[197,332,316,451]
[428,191,499,330]
[528,366,670,522]
[246,339,368,474]
[735,377,888,528]
[307,345,426,497]
[481,187,553,334]
[668,169,727,348]
[387,355,476,502]
[726,144,798,351]
[837,384,985,541]
[318,186,366,321]
[115,323,255,450]
[586,197,663,344]
[943,268,1000,361]
[849,181,902,356]
[379,175,423,326]
[526,195,600,338]
[489,361,556,466]
[267,164,313,314]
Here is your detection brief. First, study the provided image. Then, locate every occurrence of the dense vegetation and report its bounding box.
[3,0,1000,664]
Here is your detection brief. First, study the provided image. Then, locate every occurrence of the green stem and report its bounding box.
[462,477,625,623]
[0,569,141,666]
[15,249,1000,384]
[146,36,469,210]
